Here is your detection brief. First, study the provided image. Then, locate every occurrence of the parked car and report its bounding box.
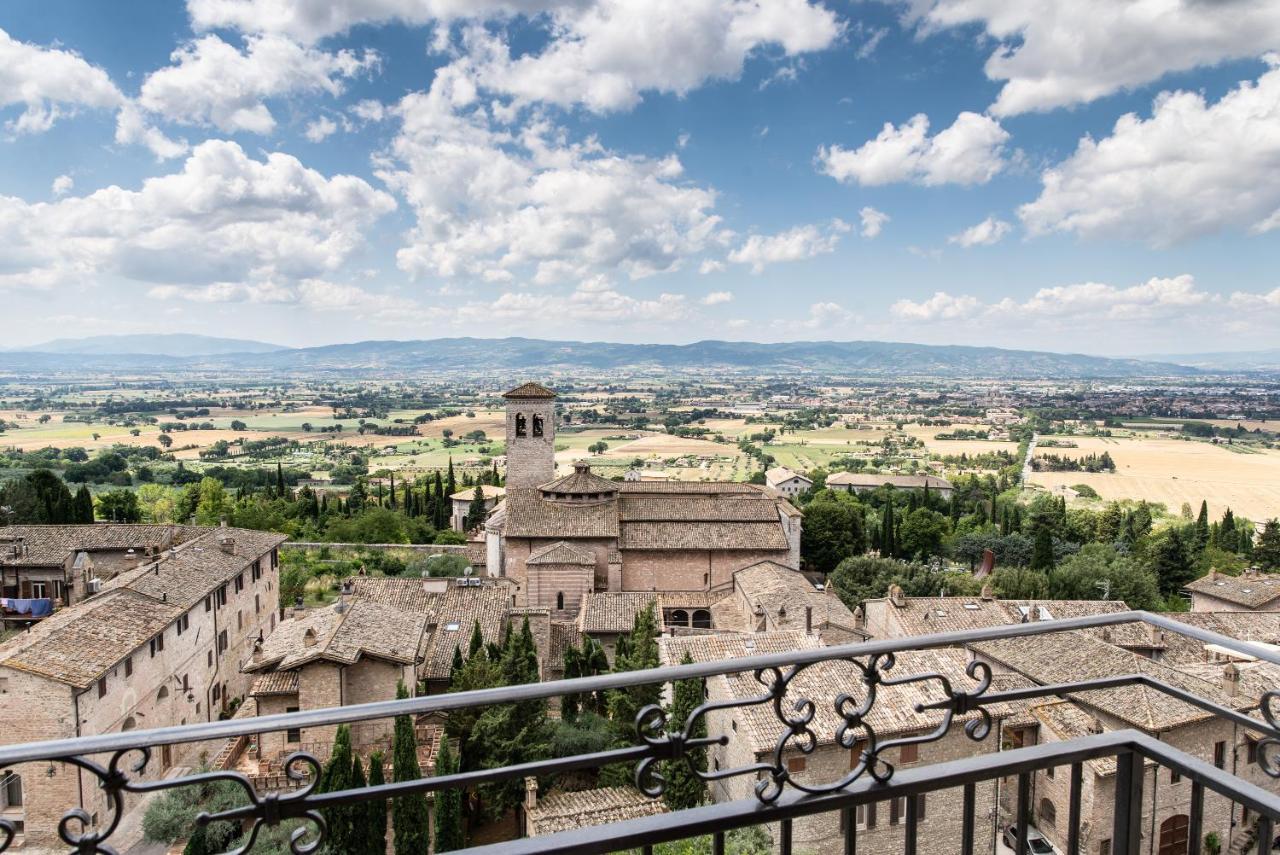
[1002,824,1056,854]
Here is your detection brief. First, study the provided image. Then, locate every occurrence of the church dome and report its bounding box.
[539,462,618,502]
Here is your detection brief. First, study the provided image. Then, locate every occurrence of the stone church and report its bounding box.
[483,382,802,620]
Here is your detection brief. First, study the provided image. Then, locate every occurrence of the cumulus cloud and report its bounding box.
[50,175,74,197]
[137,34,378,134]
[1021,61,1280,245]
[0,140,395,293]
[858,206,889,238]
[817,112,1008,186]
[305,115,338,142]
[948,216,1011,247]
[701,290,733,305]
[0,28,123,135]
[728,219,850,273]
[890,275,1248,324]
[1229,287,1280,310]
[377,64,727,285]
[900,0,1280,116]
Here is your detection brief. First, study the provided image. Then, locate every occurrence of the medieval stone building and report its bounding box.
[484,383,802,619]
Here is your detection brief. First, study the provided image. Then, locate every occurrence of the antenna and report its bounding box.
[1096,579,1111,600]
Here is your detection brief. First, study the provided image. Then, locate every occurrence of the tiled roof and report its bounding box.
[501,489,619,539]
[827,473,952,490]
[527,787,667,836]
[618,497,781,522]
[871,595,1140,642]
[1156,612,1280,664]
[113,528,287,610]
[765,467,810,487]
[1032,701,1121,776]
[728,561,858,633]
[502,382,557,399]
[423,583,512,680]
[658,629,822,667]
[348,576,441,615]
[0,588,182,688]
[619,521,789,551]
[549,620,581,668]
[971,631,1246,731]
[578,592,659,634]
[540,465,618,496]
[0,524,206,567]
[250,671,300,696]
[527,541,596,566]
[247,600,428,672]
[1185,570,1280,608]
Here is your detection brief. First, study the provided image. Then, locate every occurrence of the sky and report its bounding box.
[2,1,1280,355]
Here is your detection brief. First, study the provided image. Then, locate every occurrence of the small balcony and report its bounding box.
[2,610,1279,854]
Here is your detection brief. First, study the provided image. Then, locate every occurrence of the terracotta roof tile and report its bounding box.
[250,671,300,696]
[540,465,618,496]
[1185,571,1280,608]
[348,576,441,615]
[503,382,557,399]
[527,541,596,566]
[578,592,660,634]
[0,524,206,567]
[619,521,788,550]
[527,787,666,836]
[501,490,619,539]
[423,582,512,679]
[618,496,780,522]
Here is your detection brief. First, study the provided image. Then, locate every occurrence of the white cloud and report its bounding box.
[1020,61,1280,245]
[858,206,889,238]
[114,103,189,160]
[948,216,1011,247]
[677,132,691,149]
[701,290,733,305]
[728,219,850,273]
[891,291,982,321]
[453,286,689,325]
[699,259,726,274]
[1229,287,1280,310]
[450,0,841,114]
[0,28,123,134]
[773,301,857,332]
[817,111,1008,186]
[854,23,888,60]
[892,275,1228,324]
[377,64,727,285]
[351,99,387,123]
[305,115,338,142]
[137,34,378,134]
[901,0,1280,116]
[0,140,395,292]
[50,175,74,197]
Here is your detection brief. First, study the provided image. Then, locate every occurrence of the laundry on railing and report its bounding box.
[0,597,53,616]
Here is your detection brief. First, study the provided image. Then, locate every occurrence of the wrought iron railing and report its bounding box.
[4,610,1280,855]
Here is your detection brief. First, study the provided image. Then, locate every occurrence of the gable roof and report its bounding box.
[578,592,659,634]
[1185,571,1280,608]
[618,496,780,522]
[348,576,441,615]
[540,464,618,496]
[246,600,428,672]
[423,583,512,680]
[0,524,207,567]
[827,472,952,490]
[527,787,667,836]
[765,466,811,487]
[111,527,287,610]
[619,521,789,551]
[729,561,858,633]
[527,540,596,566]
[502,489,619,539]
[502,382,557,399]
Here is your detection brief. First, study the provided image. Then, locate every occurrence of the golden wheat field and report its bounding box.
[1029,436,1280,521]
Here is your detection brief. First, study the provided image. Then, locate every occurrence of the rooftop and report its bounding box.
[578,591,659,635]
[1185,570,1280,608]
[527,786,667,836]
[246,599,428,672]
[0,523,206,567]
[502,382,557,399]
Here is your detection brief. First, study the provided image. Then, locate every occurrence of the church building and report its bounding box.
[483,383,802,619]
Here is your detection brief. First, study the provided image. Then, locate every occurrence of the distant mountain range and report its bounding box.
[13,334,289,357]
[1138,348,1280,372]
[0,335,1212,378]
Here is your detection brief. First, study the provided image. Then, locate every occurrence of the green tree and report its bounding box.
[879,501,897,559]
[193,476,229,525]
[799,494,866,573]
[1195,500,1210,549]
[991,567,1049,600]
[464,485,487,531]
[391,681,431,855]
[433,737,464,852]
[365,751,388,855]
[1048,544,1161,610]
[1256,520,1280,571]
[829,556,904,610]
[318,725,356,855]
[1151,526,1196,595]
[663,652,707,810]
[73,484,94,523]
[1030,527,1055,571]
[97,489,142,523]
[897,507,949,560]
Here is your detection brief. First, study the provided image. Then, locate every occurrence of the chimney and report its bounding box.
[219,536,235,555]
[574,461,590,474]
[1026,603,1040,622]
[979,583,994,601]
[251,640,263,663]
[1223,662,1240,697]
[124,548,139,569]
[524,776,538,812]
[293,595,305,618]
[805,606,813,635]
[888,584,905,608]
[303,628,317,648]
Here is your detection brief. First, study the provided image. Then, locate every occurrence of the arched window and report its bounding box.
[121,716,137,732]
[556,592,564,610]
[670,609,689,627]
[532,414,544,437]
[157,685,169,701]
[692,609,712,629]
[1039,798,1056,829]
[515,413,527,437]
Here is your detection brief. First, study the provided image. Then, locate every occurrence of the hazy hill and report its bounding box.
[1138,348,1280,371]
[15,334,288,357]
[1,336,1202,378]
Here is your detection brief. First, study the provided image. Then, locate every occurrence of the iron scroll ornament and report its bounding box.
[0,749,324,855]
[632,653,995,804]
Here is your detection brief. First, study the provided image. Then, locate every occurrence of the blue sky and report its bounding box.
[2,0,1279,354]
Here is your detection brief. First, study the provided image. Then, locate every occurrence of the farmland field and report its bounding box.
[1029,435,1280,521]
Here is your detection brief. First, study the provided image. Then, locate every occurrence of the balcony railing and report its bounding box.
[4,610,1280,855]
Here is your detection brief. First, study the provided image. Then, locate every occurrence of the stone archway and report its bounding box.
[692,609,712,629]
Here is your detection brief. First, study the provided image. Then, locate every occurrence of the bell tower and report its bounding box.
[502,382,557,488]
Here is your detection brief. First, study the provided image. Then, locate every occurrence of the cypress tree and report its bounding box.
[391,681,430,855]
[465,485,487,531]
[348,752,374,855]
[389,473,397,508]
[1195,500,1210,548]
[366,751,387,854]
[663,652,707,811]
[446,458,457,500]
[1221,508,1239,552]
[433,738,464,852]
[318,725,356,854]
[276,462,286,497]
[1031,527,1055,571]
[73,485,94,523]
[449,645,465,687]
[467,619,485,659]
[561,643,581,722]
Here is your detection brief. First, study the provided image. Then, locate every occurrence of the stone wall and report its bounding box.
[504,397,556,488]
[620,549,790,592]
